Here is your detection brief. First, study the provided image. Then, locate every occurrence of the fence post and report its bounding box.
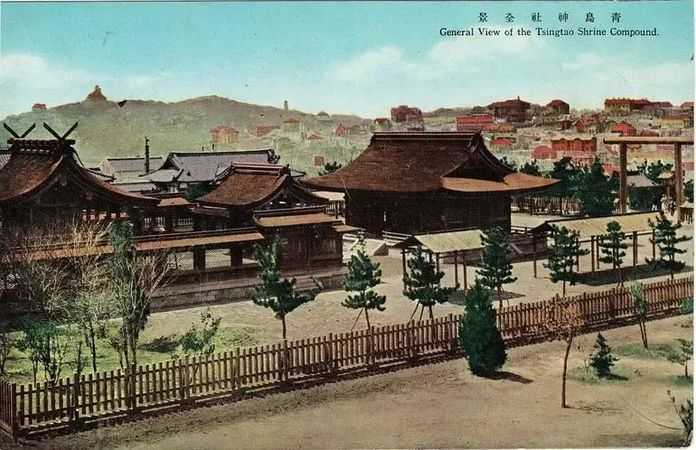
[71,373,80,430]
[10,383,17,442]
[282,339,289,384]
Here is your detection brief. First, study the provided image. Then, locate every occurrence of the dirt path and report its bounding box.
[18,315,691,450]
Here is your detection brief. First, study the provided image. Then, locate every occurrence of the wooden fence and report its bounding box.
[0,276,691,439]
[512,195,583,216]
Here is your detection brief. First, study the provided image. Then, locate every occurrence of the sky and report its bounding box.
[0,1,694,118]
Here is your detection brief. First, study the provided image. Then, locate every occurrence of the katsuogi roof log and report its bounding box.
[0,123,158,207]
[303,132,558,194]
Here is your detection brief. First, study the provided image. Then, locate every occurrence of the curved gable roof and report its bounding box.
[303,132,557,195]
[0,139,157,207]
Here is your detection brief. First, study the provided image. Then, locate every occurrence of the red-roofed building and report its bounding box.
[490,137,513,151]
[373,117,392,131]
[255,125,279,137]
[680,101,694,111]
[282,118,301,132]
[390,105,423,123]
[210,126,239,145]
[575,114,601,133]
[604,98,652,114]
[32,103,47,111]
[551,137,597,165]
[532,145,556,160]
[545,99,570,115]
[488,97,531,122]
[612,121,637,136]
[335,123,348,137]
[456,114,495,132]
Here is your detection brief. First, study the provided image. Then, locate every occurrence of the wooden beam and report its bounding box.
[633,231,638,267]
[453,251,459,288]
[591,236,595,273]
[462,252,468,294]
[401,249,407,290]
[532,234,537,278]
[604,136,693,145]
[619,143,628,214]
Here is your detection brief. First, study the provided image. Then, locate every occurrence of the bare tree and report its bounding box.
[108,220,171,369]
[540,296,586,408]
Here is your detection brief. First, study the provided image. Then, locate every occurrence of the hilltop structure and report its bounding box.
[85,85,107,102]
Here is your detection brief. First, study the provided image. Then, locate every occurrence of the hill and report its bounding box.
[1,88,368,166]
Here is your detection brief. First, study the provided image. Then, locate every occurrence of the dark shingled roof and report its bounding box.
[303,132,558,194]
[0,139,158,206]
[146,149,278,184]
[198,163,325,209]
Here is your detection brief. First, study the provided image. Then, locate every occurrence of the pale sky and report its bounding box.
[0,1,694,118]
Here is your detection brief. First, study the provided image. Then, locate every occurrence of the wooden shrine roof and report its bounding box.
[531,211,661,237]
[393,229,484,254]
[0,138,158,207]
[303,132,557,194]
[198,163,326,208]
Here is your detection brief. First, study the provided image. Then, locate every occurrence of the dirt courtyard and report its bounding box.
[15,315,692,450]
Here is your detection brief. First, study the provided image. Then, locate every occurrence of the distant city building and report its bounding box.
[307,133,324,145]
[611,121,637,136]
[551,137,597,165]
[603,98,672,115]
[210,126,239,145]
[490,137,513,151]
[284,100,289,111]
[545,99,570,115]
[680,101,693,111]
[32,103,47,111]
[255,125,279,137]
[575,114,602,133]
[282,118,301,132]
[335,123,348,137]
[390,105,423,123]
[373,117,392,131]
[487,97,531,123]
[316,111,332,123]
[532,145,556,160]
[456,113,495,132]
[660,116,690,130]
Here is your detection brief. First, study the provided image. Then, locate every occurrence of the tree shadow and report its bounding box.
[449,290,524,306]
[140,334,179,353]
[577,264,693,286]
[485,370,534,384]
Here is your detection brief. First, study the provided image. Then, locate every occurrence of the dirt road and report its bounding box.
[17,315,691,450]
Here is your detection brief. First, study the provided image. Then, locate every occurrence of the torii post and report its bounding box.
[604,136,694,220]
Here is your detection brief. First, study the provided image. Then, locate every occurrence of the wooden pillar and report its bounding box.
[590,236,595,273]
[401,249,407,290]
[193,247,206,271]
[651,229,656,261]
[532,233,537,278]
[165,212,175,233]
[674,143,683,221]
[462,252,468,293]
[230,246,243,267]
[632,231,638,267]
[576,238,581,272]
[435,253,440,277]
[453,251,459,288]
[619,143,628,214]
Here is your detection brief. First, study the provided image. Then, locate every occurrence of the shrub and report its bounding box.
[459,281,507,376]
[589,333,618,378]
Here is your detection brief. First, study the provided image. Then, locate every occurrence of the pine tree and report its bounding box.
[648,212,691,280]
[589,333,618,378]
[545,225,589,297]
[477,226,517,309]
[403,245,455,321]
[520,159,542,176]
[575,158,616,217]
[252,238,320,340]
[459,280,507,376]
[667,339,693,378]
[319,161,342,175]
[342,237,386,329]
[597,221,628,286]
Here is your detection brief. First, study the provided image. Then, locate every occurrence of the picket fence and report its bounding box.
[0,276,691,439]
